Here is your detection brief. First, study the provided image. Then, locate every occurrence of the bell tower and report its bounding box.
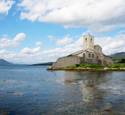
[83,34,94,50]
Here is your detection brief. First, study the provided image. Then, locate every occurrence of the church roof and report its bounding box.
[70,50,83,55]
[69,48,96,56]
[94,44,102,48]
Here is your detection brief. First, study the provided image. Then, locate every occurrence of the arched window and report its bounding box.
[92,54,94,58]
[83,53,85,57]
[88,53,91,58]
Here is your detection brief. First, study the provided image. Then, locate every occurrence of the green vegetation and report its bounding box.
[65,63,125,71]
[110,52,125,64]
[112,58,125,64]
[110,58,125,69]
[118,59,125,63]
[75,64,104,69]
[65,64,104,70]
[108,63,125,68]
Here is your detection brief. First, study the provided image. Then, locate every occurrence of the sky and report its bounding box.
[0,0,125,64]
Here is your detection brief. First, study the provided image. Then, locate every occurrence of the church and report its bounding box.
[52,34,113,69]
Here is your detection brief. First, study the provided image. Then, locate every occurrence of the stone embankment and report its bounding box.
[48,66,125,71]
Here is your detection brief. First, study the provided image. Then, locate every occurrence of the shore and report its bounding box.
[48,67,125,71]
[48,64,125,71]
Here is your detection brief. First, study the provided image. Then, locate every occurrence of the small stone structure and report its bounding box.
[52,34,113,69]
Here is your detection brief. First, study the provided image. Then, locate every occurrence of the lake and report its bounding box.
[0,65,125,115]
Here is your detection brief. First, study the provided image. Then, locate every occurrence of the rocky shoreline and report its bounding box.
[48,66,125,71]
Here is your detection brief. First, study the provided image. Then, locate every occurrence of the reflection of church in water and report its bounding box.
[64,72,113,113]
[80,73,106,103]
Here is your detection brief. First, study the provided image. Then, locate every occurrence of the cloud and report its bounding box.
[0,0,14,15]
[35,41,42,46]
[0,33,26,48]
[0,35,82,64]
[17,34,125,63]
[20,46,41,55]
[56,36,73,46]
[0,33,125,64]
[95,34,125,54]
[49,35,73,46]
[39,34,125,63]
[0,32,43,64]
[18,0,125,32]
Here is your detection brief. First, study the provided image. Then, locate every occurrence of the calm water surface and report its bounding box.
[0,65,125,115]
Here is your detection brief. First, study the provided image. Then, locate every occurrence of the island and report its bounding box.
[48,34,125,71]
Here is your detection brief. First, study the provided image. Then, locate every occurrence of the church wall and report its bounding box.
[94,45,102,54]
[84,51,98,64]
[52,56,81,69]
[103,56,113,65]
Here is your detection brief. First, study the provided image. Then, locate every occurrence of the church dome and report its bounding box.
[94,45,102,53]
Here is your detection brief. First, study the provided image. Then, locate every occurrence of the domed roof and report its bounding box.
[94,45,102,48]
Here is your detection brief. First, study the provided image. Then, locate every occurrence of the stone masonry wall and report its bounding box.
[52,56,81,69]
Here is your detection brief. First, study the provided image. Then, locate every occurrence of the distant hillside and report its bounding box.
[0,59,14,66]
[110,52,125,59]
[31,62,53,66]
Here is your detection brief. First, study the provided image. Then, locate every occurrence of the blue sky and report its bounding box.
[0,0,125,64]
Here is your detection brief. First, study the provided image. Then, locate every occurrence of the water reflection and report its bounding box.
[63,72,112,102]
[63,72,115,113]
[80,72,109,103]
[0,66,125,115]
[80,80,103,103]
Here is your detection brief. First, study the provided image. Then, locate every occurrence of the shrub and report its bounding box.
[118,59,125,63]
[75,64,104,69]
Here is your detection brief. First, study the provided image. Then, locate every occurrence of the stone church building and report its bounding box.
[52,34,113,69]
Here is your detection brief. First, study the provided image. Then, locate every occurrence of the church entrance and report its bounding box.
[98,60,102,65]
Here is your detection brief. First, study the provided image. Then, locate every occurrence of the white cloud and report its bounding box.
[95,34,125,54]
[56,36,73,46]
[0,33,125,64]
[0,33,26,48]
[0,35,82,64]
[18,0,125,32]
[0,0,14,15]
[35,41,42,46]
[20,46,41,55]
[14,33,26,42]
[48,35,56,41]
[17,34,125,63]
[49,35,73,46]
[37,34,125,63]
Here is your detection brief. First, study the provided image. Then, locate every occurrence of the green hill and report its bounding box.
[110,52,125,63]
[110,52,125,59]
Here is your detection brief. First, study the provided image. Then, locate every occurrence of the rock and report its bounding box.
[103,103,112,112]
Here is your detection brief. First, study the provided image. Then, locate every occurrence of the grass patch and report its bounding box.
[67,63,125,70]
[78,64,103,68]
[108,63,125,68]
[69,64,104,69]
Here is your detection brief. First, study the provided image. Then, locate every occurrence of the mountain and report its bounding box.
[31,62,53,66]
[0,59,14,66]
[0,59,53,66]
[110,52,125,59]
